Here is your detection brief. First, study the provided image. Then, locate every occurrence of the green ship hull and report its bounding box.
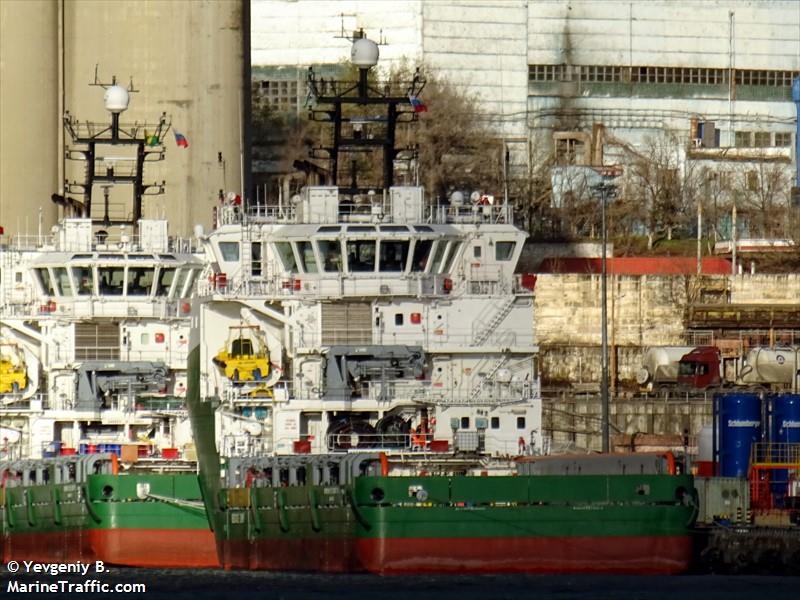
[1,470,217,568]
[206,469,696,573]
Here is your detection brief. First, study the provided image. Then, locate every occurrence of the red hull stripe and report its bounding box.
[4,529,219,568]
[356,535,694,574]
[222,538,360,572]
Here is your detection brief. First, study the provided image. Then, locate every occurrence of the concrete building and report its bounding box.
[0,0,247,237]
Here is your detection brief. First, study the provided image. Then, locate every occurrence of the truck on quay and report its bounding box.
[637,345,800,392]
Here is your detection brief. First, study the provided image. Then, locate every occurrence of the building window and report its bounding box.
[461,416,470,429]
[473,246,481,259]
[735,131,752,147]
[735,69,798,87]
[746,171,759,191]
[490,417,500,429]
[555,137,585,165]
[774,132,791,147]
[394,313,403,326]
[753,132,771,148]
[516,416,526,429]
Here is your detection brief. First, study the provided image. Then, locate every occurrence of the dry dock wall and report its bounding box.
[535,272,800,450]
[535,273,800,387]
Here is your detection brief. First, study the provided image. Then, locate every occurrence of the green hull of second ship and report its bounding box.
[209,471,697,573]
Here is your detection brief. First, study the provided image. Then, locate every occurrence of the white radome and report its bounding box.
[104,85,130,113]
[351,38,379,68]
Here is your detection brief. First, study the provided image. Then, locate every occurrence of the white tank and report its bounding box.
[739,347,799,385]
[636,346,694,387]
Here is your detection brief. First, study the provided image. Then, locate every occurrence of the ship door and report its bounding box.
[431,357,453,399]
[429,310,447,342]
[301,412,322,452]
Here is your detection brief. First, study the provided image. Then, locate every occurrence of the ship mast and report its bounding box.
[306,29,425,198]
[59,73,169,230]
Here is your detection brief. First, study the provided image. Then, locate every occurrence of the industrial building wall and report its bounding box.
[526,1,800,147]
[250,0,528,137]
[0,0,245,237]
[251,0,422,67]
[251,0,798,192]
[0,0,60,236]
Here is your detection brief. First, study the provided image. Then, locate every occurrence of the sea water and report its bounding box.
[1,568,797,600]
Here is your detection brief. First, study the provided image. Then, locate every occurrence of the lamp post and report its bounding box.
[593,169,619,453]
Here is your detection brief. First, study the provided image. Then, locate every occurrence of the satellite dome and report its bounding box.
[104,85,130,113]
[449,191,464,206]
[351,38,379,68]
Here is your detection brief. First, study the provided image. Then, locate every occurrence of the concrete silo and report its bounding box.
[0,0,60,236]
[62,0,247,234]
[0,0,247,237]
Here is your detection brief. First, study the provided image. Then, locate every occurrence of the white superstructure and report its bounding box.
[196,187,543,458]
[0,81,206,461]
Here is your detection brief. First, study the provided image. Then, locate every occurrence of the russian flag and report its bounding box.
[408,94,427,113]
[174,131,189,148]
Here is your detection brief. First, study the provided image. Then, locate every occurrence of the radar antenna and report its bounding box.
[61,71,170,228]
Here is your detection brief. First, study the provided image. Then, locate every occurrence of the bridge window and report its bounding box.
[317,240,342,273]
[71,266,94,295]
[218,241,240,262]
[496,241,516,261]
[183,270,199,296]
[127,267,154,296]
[379,240,409,272]
[297,241,319,273]
[346,240,376,272]
[35,268,54,295]
[442,242,462,272]
[156,268,175,296]
[491,417,500,429]
[98,267,125,295]
[275,242,298,273]
[429,241,447,273]
[410,240,433,272]
[172,268,189,298]
[52,267,74,297]
[517,417,526,429]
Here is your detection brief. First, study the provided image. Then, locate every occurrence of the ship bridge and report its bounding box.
[1,217,203,319]
[202,187,529,301]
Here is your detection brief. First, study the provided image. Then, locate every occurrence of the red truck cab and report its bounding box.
[677,346,722,389]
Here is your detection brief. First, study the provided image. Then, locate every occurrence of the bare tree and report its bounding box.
[623,133,692,249]
[387,63,505,202]
[730,156,792,239]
